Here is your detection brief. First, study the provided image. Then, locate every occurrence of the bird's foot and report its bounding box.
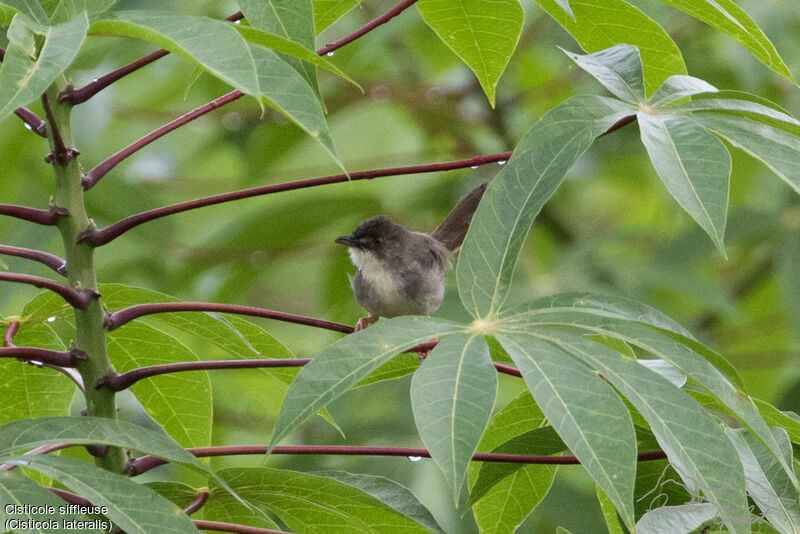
[416,338,439,363]
[354,315,379,331]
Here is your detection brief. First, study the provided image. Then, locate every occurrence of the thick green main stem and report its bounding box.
[45,78,125,473]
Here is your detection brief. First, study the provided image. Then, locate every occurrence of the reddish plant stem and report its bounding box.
[58,12,245,105]
[0,272,97,309]
[82,90,245,189]
[79,152,512,246]
[3,321,85,388]
[0,244,67,275]
[48,487,93,506]
[1,444,75,471]
[14,107,48,137]
[193,521,291,534]
[0,204,68,225]
[80,0,424,190]
[98,358,312,391]
[97,354,518,391]
[0,346,88,367]
[183,491,210,515]
[106,301,354,332]
[128,444,668,476]
[3,321,19,347]
[317,0,420,55]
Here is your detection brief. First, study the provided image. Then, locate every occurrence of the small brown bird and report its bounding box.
[335,182,487,330]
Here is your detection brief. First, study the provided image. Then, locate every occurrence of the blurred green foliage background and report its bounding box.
[1,0,799,531]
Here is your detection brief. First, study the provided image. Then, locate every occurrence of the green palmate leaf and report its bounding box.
[106,321,212,449]
[647,74,718,107]
[535,329,749,533]
[238,0,319,96]
[416,0,523,107]
[0,470,100,533]
[312,472,445,534]
[0,319,75,425]
[0,12,88,124]
[637,112,730,252]
[533,0,685,94]
[0,0,47,24]
[561,45,645,104]
[271,317,463,446]
[0,455,198,534]
[314,0,365,33]
[596,485,625,534]
[90,13,343,171]
[656,0,794,82]
[355,352,419,387]
[691,114,800,196]
[457,95,634,319]
[634,459,691,518]
[410,334,497,504]
[233,25,360,88]
[209,467,433,533]
[727,428,800,533]
[755,400,800,444]
[498,334,637,529]
[501,299,793,484]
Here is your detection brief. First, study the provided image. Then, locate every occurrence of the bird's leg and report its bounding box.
[354,315,379,331]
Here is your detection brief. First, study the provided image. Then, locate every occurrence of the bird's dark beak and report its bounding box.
[335,235,359,247]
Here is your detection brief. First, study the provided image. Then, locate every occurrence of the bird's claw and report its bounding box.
[354,316,379,331]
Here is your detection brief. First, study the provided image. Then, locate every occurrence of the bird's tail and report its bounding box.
[430,181,488,251]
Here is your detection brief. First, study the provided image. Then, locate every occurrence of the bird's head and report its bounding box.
[335,216,407,264]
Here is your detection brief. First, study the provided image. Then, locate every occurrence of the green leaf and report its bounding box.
[670,98,800,133]
[656,0,794,81]
[596,485,625,534]
[561,45,645,104]
[416,0,523,107]
[648,74,718,107]
[498,334,637,529]
[468,426,565,506]
[533,0,686,94]
[410,334,497,504]
[0,455,199,534]
[0,416,249,512]
[314,0,365,33]
[312,471,445,534]
[691,114,800,196]
[210,467,433,533]
[355,352,419,387]
[239,0,315,48]
[727,428,800,533]
[0,12,88,124]
[90,13,343,172]
[536,329,749,533]
[233,25,361,88]
[502,299,793,484]
[637,112,730,252]
[0,0,48,24]
[0,319,75,425]
[636,503,719,533]
[0,416,202,463]
[271,317,463,446]
[472,464,557,534]
[456,95,634,319]
[42,0,116,23]
[755,400,800,444]
[0,470,101,533]
[238,0,319,97]
[106,321,212,449]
